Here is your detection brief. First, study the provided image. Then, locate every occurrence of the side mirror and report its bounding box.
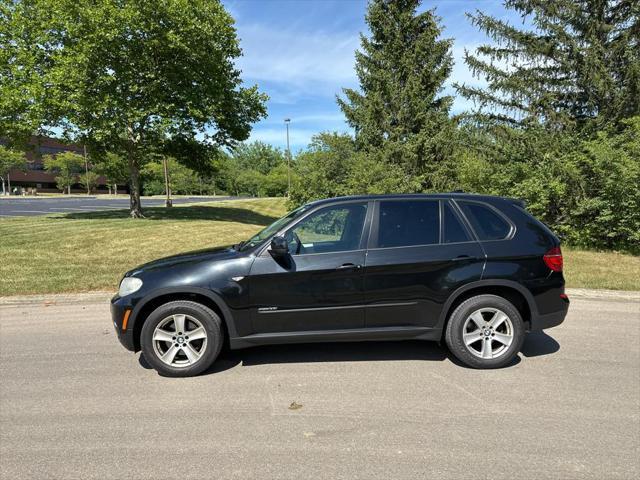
[270,236,289,257]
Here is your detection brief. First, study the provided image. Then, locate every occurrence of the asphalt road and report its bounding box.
[0,196,239,217]
[1,295,638,479]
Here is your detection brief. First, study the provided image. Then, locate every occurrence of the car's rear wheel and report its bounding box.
[445,294,525,369]
[140,300,223,377]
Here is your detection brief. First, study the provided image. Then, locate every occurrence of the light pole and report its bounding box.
[83,144,90,195]
[163,157,172,207]
[284,118,291,198]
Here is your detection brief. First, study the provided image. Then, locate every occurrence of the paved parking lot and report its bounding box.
[0,295,638,479]
[0,196,238,217]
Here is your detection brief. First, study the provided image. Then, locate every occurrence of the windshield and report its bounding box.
[238,205,310,251]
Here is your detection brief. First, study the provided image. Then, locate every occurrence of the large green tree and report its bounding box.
[1,0,266,217]
[456,0,640,130]
[337,0,455,180]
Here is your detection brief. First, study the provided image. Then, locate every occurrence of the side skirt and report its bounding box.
[229,326,442,350]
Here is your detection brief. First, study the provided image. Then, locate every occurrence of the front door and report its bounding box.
[249,201,370,334]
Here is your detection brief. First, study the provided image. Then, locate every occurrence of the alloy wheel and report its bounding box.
[462,308,514,359]
[152,314,208,368]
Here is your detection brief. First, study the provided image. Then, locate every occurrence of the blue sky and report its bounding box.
[223,0,518,152]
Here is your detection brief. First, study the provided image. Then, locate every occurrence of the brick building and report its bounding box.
[2,136,124,194]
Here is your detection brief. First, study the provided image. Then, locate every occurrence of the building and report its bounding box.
[3,136,126,194]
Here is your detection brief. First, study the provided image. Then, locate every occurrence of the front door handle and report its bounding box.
[336,263,362,270]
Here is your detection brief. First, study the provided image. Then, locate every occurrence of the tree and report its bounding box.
[337,0,456,181]
[43,151,84,194]
[289,133,356,205]
[141,158,200,196]
[231,141,285,175]
[261,164,292,197]
[0,145,27,195]
[290,132,421,207]
[456,0,640,130]
[1,0,267,217]
[79,170,99,194]
[93,152,129,195]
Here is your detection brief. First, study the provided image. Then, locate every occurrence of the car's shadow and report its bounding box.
[139,331,560,376]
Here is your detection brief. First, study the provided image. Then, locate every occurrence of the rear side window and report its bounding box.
[443,202,471,243]
[378,200,439,248]
[458,201,512,240]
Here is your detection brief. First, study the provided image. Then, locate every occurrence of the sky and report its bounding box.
[223,0,520,152]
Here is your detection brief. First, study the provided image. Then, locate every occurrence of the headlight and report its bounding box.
[119,277,143,297]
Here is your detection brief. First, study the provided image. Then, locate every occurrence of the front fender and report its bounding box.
[127,286,240,342]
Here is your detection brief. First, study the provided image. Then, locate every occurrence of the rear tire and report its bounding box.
[445,294,525,369]
[141,300,223,377]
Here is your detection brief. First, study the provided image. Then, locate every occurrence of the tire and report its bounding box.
[445,294,525,369]
[140,300,223,377]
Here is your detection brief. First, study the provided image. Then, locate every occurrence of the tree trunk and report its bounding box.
[114,183,118,195]
[128,158,144,218]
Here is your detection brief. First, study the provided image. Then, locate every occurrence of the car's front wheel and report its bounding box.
[445,294,525,369]
[140,300,223,377]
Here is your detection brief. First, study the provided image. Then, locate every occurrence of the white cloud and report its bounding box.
[236,23,360,98]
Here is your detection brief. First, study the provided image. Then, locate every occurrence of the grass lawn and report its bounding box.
[0,197,638,295]
[0,198,286,296]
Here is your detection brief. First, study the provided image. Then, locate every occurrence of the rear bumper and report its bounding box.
[530,297,569,331]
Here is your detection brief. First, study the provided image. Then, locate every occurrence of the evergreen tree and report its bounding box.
[337,0,455,178]
[456,0,640,130]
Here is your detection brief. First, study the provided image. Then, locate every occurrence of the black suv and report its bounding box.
[111,194,569,376]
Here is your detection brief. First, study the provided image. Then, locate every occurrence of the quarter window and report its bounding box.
[458,201,511,240]
[285,203,368,255]
[377,200,439,248]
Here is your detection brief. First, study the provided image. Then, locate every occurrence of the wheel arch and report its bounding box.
[129,287,237,352]
[439,280,537,336]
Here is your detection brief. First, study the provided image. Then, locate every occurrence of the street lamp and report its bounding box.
[163,157,172,207]
[284,118,291,198]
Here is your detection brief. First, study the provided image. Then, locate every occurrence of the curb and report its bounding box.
[565,288,640,301]
[0,291,113,307]
[1,288,638,307]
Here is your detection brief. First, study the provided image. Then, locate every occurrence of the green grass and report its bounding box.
[0,197,638,295]
[0,198,287,295]
[563,247,640,291]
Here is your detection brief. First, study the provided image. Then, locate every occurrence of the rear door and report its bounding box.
[363,199,485,328]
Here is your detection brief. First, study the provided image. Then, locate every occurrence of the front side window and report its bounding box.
[458,201,512,240]
[239,205,310,250]
[285,203,368,255]
[377,200,439,248]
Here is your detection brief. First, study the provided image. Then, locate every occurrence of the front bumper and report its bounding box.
[111,296,137,351]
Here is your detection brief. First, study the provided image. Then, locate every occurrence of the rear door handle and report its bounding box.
[336,263,362,270]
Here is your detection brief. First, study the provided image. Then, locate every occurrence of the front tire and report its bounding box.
[445,294,525,369]
[140,300,223,377]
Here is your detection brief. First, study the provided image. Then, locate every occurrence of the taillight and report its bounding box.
[543,246,563,272]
